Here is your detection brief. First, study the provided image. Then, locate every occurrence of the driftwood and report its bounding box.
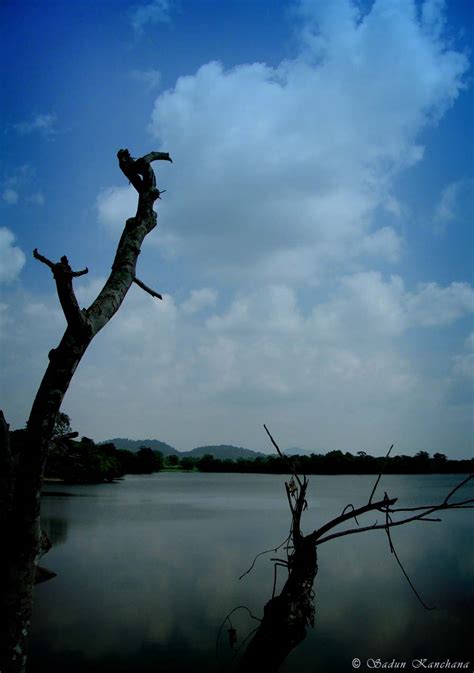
[0,149,171,673]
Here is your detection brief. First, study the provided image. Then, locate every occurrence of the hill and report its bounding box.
[102,439,264,460]
[104,438,179,456]
[184,445,264,460]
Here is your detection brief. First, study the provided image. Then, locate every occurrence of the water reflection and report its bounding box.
[29,474,473,673]
[41,516,69,547]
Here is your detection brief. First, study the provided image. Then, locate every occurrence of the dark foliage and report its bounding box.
[188,450,472,475]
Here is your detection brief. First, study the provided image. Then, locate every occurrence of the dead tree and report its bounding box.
[0,149,172,673]
[229,426,474,673]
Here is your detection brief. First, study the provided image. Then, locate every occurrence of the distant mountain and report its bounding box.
[183,445,265,460]
[284,447,313,456]
[104,438,179,456]
[102,439,264,460]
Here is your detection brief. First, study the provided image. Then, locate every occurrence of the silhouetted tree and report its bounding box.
[180,456,195,470]
[0,148,172,673]
[225,428,474,673]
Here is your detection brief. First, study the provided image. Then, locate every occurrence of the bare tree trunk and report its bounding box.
[238,537,317,673]
[0,149,171,673]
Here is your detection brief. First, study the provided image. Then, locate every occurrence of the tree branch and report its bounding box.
[314,495,474,545]
[384,512,435,610]
[51,431,79,443]
[443,473,473,503]
[308,495,398,544]
[368,444,393,504]
[264,424,303,488]
[33,251,88,330]
[33,248,54,269]
[133,276,162,300]
[141,151,173,164]
[71,268,89,278]
[117,149,172,195]
[86,148,171,334]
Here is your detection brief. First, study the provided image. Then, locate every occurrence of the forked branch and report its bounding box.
[118,148,172,195]
[33,249,88,330]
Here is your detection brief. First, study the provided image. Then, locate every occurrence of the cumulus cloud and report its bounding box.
[99,0,468,286]
[405,281,474,327]
[122,0,467,284]
[3,269,472,454]
[0,227,26,282]
[4,0,472,457]
[96,185,136,234]
[65,274,473,453]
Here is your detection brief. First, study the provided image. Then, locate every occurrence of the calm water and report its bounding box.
[29,473,473,672]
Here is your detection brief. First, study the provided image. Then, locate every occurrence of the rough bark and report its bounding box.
[0,148,171,673]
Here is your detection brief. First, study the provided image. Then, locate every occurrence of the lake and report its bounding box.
[30,473,473,672]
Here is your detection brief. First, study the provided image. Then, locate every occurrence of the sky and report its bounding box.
[0,0,473,457]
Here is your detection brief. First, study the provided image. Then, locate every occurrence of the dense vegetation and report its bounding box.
[10,415,471,484]
[190,450,473,475]
[10,415,164,484]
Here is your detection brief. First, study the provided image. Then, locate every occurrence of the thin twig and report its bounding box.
[368,444,393,504]
[309,495,398,543]
[229,626,261,667]
[133,276,162,300]
[239,532,292,580]
[384,512,435,610]
[215,606,261,661]
[315,498,474,545]
[263,424,303,488]
[443,473,473,504]
[341,503,360,526]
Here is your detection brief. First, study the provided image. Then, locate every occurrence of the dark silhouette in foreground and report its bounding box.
[0,149,171,673]
[217,427,474,673]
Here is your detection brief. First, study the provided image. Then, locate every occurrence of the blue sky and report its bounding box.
[1,0,473,456]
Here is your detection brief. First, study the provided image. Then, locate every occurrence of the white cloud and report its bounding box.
[3,0,472,457]
[453,333,474,381]
[96,185,136,234]
[14,113,57,136]
[0,227,26,283]
[433,178,474,234]
[135,0,467,283]
[2,188,19,205]
[405,281,474,327]
[131,0,171,33]
[1,268,472,453]
[181,288,218,315]
[97,0,468,286]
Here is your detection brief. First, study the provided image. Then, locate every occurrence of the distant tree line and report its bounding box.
[9,416,471,484]
[177,450,472,475]
[9,414,165,484]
